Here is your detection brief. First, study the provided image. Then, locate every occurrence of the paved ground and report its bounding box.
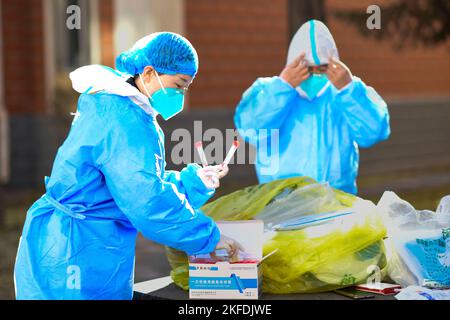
[135,235,172,283]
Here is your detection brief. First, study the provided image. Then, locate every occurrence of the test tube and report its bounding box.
[195,141,208,167]
[223,139,240,166]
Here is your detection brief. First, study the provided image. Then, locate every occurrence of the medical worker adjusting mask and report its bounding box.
[234,20,390,195]
[14,32,238,300]
[280,20,353,100]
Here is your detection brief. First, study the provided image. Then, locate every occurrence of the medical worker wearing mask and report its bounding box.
[234,20,390,194]
[14,32,240,300]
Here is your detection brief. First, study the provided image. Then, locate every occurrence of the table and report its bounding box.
[133,276,396,300]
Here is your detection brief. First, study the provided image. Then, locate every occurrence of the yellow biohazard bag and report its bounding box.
[166,177,387,293]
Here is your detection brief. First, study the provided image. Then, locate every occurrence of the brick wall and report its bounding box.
[2,0,46,114]
[325,0,450,98]
[185,0,289,109]
[99,0,115,67]
[1,0,117,187]
[185,0,450,110]
[2,1,450,188]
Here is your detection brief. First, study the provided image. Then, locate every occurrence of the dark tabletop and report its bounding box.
[133,283,396,300]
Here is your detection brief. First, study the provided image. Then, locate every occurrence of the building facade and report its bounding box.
[1,0,449,189]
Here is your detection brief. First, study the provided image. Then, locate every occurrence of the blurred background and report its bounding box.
[0,0,449,299]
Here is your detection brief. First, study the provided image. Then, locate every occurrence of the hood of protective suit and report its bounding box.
[287,20,339,100]
[287,20,339,66]
[69,65,157,117]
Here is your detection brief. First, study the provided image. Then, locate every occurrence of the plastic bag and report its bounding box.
[255,182,341,230]
[395,286,450,300]
[377,191,450,289]
[166,177,387,293]
[262,198,387,293]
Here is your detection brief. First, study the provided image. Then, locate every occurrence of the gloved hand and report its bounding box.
[212,234,243,262]
[326,57,353,90]
[279,52,309,88]
[198,164,229,189]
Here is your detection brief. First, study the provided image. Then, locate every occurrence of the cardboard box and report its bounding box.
[189,220,263,300]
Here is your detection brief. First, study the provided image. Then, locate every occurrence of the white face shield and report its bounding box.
[287,20,339,67]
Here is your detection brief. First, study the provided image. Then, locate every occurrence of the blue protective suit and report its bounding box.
[234,21,390,194]
[14,66,220,300]
[234,76,390,195]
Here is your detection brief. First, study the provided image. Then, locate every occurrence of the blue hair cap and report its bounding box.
[115,32,199,77]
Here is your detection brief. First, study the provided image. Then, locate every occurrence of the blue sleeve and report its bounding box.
[234,76,297,145]
[334,77,391,148]
[98,105,220,255]
[164,163,215,209]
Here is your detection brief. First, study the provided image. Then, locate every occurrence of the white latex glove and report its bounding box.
[211,234,244,262]
[198,164,229,189]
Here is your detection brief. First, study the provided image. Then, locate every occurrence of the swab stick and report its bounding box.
[223,139,240,166]
[195,141,208,167]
